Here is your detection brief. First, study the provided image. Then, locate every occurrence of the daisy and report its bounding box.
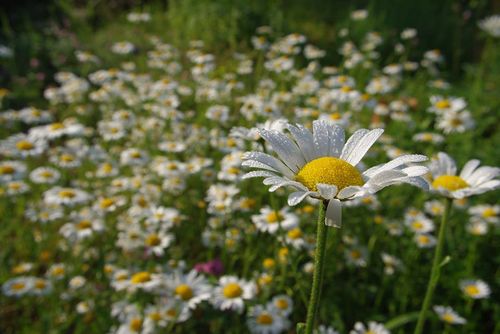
[466,218,488,236]
[428,152,500,199]
[166,269,211,309]
[349,321,389,334]
[459,279,491,299]
[436,110,475,134]
[0,161,27,183]
[211,276,256,313]
[29,167,61,184]
[414,233,437,248]
[468,204,499,224]
[247,304,290,334]
[251,206,299,234]
[405,214,434,234]
[478,15,500,37]
[2,276,33,297]
[270,295,294,316]
[433,305,466,325]
[43,187,91,207]
[242,120,429,227]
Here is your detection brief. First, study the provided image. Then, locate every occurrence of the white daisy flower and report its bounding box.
[166,270,212,309]
[211,276,256,313]
[429,152,500,198]
[251,206,299,234]
[433,305,466,325]
[478,15,500,37]
[247,304,290,334]
[468,204,499,224]
[459,279,491,299]
[349,321,390,334]
[270,294,294,316]
[242,120,429,227]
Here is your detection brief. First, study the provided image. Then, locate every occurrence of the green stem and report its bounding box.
[303,201,328,334]
[414,198,452,334]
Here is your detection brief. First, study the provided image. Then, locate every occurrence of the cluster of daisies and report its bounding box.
[1,7,499,334]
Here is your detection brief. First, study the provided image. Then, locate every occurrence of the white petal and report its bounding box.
[341,128,384,166]
[312,120,345,158]
[259,129,305,172]
[241,171,277,179]
[401,166,430,177]
[340,129,368,162]
[437,152,457,175]
[316,183,338,199]
[325,199,342,227]
[269,179,309,192]
[459,159,480,179]
[242,151,295,178]
[367,170,407,185]
[287,124,316,161]
[337,186,363,199]
[288,191,314,206]
[363,154,428,178]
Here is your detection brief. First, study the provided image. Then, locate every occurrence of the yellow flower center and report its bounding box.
[263,258,275,269]
[40,170,54,178]
[77,220,92,230]
[432,175,469,191]
[166,309,177,317]
[61,154,75,162]
[287,228,303,239]
[464,285,480,296]
[351,250,361,259]
[412,221,424,230]
[418,235,430,244]
[266,211,283,223]
[175,284,193,301]
[256,313,274,325]
[340,85,352,93]
[442,313,455,323]
[145,234,161,246]
[0,165,15,174]
[223,283,243,298]
[275,299,288,310]
[130,271,151,284]
[16,140,34,150]
[59,190,76,198]
[50,123,65,130]
[295,157,364,192]
[99,198,115,208]
[330,113,342,120]
[12,282,26,291]
[149,312,162,321]
[435,100,450,109]
[34,280,46,289]
[129,318,142,331]
[482,208,495,218]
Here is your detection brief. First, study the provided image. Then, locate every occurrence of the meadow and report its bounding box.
[0,1,499,333]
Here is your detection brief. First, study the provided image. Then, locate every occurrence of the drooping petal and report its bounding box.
[288,191,315,206]
[325,199,342,227]
[316,183,338,200]
[337,186,363,199]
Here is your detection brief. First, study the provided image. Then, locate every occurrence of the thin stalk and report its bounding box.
[414,198,453,334]
[303,201,328,334]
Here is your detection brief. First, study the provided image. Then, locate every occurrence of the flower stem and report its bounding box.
[414,198,453,334]
[304,200,328,334]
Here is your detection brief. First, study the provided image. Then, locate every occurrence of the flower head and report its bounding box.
[243,120,429,226]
